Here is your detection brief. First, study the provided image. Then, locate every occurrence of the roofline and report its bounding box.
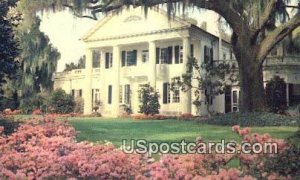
[190,24,231,45]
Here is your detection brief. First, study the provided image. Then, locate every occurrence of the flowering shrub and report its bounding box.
[178,113,195,121]
[131,114,171,120]
[0,116,141,179]
[32,108,42,115]
[2,109,22,115]
[0,117,297,179]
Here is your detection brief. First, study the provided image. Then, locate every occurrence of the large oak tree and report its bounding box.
[32,0,300,112]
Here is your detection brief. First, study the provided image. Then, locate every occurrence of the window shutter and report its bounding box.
[163,83,168,104]
[110,53,113,68]
[125,84,131,104]
[175,46,179,64]
[156,48,160,64]
[190,44,194,58]
[167,46,173,64]
[204,46,208,63]
[108,85,112,104]
[105,53,110,69]
[133,50,137,65]
[210,48,214,65]
[121,51,126,67]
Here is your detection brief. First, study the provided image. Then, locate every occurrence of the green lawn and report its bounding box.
[69,118,298,147]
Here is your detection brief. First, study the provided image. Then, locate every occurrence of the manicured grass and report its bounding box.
[69,118,298,147]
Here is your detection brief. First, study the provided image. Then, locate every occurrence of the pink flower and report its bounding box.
[232,125,240,133]
[0,126,4,134]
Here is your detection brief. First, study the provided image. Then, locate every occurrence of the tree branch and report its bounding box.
[257,11,300,65]
[251,0,277,41]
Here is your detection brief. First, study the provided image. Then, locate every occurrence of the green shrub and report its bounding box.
[265,76,287,114]
[50,89,75,114]
[0,117,21,135]
[199,112,299,126]
[138,84,160,115]
[20,92,49,114]
[263,145,300,178]
[74,97,84,113]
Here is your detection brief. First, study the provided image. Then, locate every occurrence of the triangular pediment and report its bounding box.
[82,7,190,41]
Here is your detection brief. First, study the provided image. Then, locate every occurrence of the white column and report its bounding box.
[83,49,93,114]
[99,50,106,114]
[149,41,157,88]
[112,45,121,117]
[182,37,192,114]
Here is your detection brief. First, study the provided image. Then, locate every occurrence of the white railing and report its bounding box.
[53,68,100,79]
[264,56,300,66]
[122,66,149,78]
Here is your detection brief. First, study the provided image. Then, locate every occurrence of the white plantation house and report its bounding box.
[53,7,300,117]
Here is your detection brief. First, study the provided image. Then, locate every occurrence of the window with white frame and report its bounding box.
[105,53,113,69]
[124,84,131,104]
[156,47,172,64]
[172,85,180,103]
[121,50,137,67]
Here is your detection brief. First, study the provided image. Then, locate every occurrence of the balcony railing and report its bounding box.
[213,56,300,69]
[264,56,300,67]
[53,68,100,80]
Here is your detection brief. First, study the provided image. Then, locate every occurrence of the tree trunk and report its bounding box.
[237,52,266,112]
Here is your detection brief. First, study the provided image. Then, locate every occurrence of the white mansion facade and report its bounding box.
[53,8,300,117]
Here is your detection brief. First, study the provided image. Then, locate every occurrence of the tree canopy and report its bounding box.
[0,0,20,89]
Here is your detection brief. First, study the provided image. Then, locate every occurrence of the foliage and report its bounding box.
[50,89,75,114]
[171,57,237,115]
[266,76,288,114]
[131,114,171,120]
[0,117,297,179]
[263,144,300,177]
[138,84,160,115]
[0,117,20,135]
[120,104,132,116]
[0,0,20,98]
[74,97,84,113]
[64,55,85,72]
[20,92,50,114]
[3,5,60,111]
[199,112,299,126]
[0,92,19,111]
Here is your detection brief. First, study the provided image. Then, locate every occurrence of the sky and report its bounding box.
[39,9,220,72]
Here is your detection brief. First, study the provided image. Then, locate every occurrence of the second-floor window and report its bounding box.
[156,47,172,64]
[92,50,100,68]
[122,50,137,67]
[105,53,113,69]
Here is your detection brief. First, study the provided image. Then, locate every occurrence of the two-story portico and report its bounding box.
[78,7,229,117]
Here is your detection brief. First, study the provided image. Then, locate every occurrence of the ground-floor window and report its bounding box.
[163,82,180,104]
[124,84,131,105]
[224,86,240,113]
[289,84,300,106]
[172,86,180,103]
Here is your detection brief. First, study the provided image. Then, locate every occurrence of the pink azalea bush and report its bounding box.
[0,116,296,179]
